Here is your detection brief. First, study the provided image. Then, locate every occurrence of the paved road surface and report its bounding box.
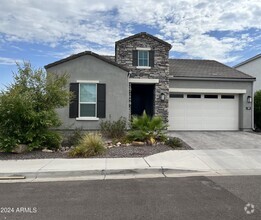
[1,176,261,220]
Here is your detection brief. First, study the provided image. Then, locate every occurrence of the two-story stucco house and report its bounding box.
[45,32,255,131]
[234,54,261,93]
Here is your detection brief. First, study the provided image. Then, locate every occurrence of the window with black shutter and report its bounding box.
[133,50,155,67]
[149,50,154,67]
[97,84,106,118]
[69,83,79,118]
[69,82,106,119]
[132,50,138,66]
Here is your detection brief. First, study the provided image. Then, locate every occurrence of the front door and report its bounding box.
[131,84,155,117]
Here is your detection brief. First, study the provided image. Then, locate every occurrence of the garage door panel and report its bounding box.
[185,117,204,130]
[170,117,186,130]
[169,94,239,130]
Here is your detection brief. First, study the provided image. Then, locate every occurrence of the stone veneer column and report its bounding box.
[115,33,171,123]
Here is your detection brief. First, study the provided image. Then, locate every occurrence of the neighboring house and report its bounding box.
[45,32,255,131]
[234,54,261,93]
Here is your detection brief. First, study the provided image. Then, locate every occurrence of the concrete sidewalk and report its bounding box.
[1,149,261,182]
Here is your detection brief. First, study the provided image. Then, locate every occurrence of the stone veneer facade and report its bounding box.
[115,33,171,122]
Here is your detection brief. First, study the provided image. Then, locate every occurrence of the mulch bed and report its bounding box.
[0,139,192,160]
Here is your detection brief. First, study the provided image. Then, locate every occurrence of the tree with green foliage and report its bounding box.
[0,62,71,152]
[254,90,261,129]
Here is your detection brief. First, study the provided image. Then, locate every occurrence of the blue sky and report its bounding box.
[0,0,261,90]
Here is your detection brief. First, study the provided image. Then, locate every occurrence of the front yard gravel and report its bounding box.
[0,139,192,160]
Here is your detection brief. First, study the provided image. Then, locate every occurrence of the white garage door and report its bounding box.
[169,94,239,130]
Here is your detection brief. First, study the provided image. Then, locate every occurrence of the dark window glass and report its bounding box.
[187,94,201,98]
[80,104,96,117]
[138,51,149,66]
[170,94,184,98]
[221,95,234,99]
[204,95,218,99]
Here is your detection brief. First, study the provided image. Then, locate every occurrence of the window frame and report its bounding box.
[138,50,149,67]
[170,93,184,98]
[187,94,201,99]
[204,94,218,99]
[78,83,98,119]
[221,95,235,99]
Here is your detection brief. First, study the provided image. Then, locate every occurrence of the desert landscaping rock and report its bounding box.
[95,145,175,158]
[11,144,28,154]
[132,141,145,146]
[0,150,68,160]
[0,138,192,160]
[42,148,54,153]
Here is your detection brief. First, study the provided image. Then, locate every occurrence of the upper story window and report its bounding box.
[132,49,154,68]
[138,51,149,66]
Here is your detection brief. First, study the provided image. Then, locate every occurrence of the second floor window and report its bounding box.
[132,49,154,67]
[138,51,149,66]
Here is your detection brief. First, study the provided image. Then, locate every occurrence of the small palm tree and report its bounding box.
[128,111,167,143]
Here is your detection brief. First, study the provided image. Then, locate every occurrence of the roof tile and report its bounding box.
[169,59,255,79]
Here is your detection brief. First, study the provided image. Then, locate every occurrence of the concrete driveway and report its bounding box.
[169,131,261,150]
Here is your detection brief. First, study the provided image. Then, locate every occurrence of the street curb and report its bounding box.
[0,168,201,182]
[1,169,260,183]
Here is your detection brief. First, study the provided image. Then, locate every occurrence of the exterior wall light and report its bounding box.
[247,96,252,103]
[161,93,165,101]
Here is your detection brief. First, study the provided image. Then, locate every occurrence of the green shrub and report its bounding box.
[0,62,71,152]
[127,111,167,143]
[42,131,62,150]
[100,117,127,138]
[69,133,105,157]
[254,90,261,129]
[165,137,182,148]
[66,128,85,146]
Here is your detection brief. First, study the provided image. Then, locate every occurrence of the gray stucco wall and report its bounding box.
[235,57,261,93]
[46,55,129,130]
[169,79,254,130]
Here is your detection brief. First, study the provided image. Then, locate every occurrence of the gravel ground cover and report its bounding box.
[0,139,192,160]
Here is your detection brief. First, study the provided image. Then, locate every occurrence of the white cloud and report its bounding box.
[0,57,23,65]
[0,0,260,63]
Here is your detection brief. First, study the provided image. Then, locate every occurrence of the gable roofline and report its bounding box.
[115,32,172,49]
[234,53,261,68]
[44,51,129,72]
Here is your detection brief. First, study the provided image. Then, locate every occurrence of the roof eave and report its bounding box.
[44,51,129,72]
[234,53,261,68]
[169,76,256,82]
[115,32,172,49]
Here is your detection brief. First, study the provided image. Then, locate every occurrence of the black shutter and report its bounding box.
[149,50,154,67]
[132,50,138,66]
[97,84,106,118]
[69,83,79,118]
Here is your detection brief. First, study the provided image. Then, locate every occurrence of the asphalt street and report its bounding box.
[0,176,261,220]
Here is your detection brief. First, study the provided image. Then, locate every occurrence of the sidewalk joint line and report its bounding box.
[143,158,151,167]
[31,159,55,182]
[161,167,167,178]
[103,158,107,180]
[190,152,214,172]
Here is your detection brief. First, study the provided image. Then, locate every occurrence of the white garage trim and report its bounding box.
[169,88,246,94]
[129,78,159,84]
